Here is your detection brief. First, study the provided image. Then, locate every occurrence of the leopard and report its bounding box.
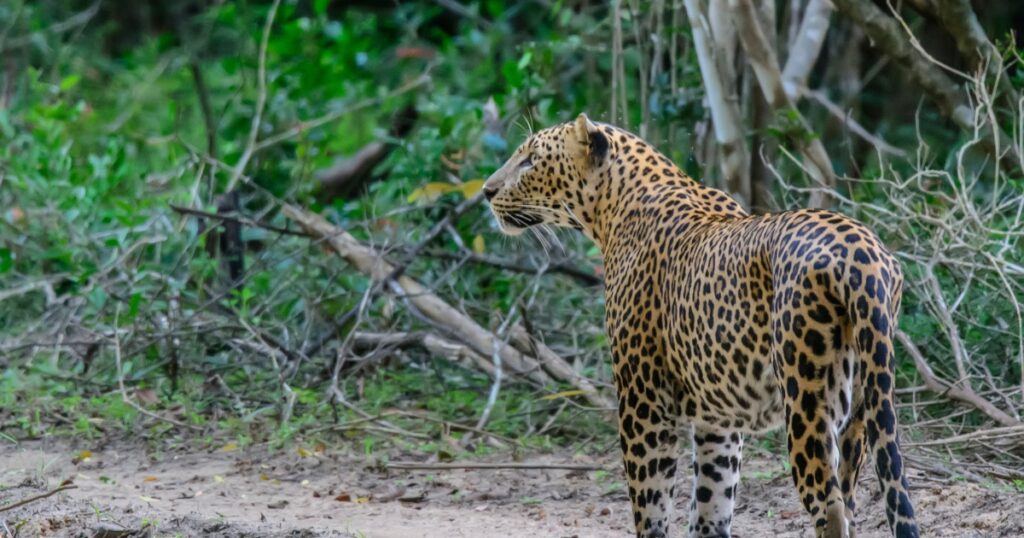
[482,114,919,538]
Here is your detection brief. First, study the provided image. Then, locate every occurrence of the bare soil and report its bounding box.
[2,440,1022,538]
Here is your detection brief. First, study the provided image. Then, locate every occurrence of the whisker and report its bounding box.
[492,203,562,214]
[529,227,551,254]
[541,224,566,257]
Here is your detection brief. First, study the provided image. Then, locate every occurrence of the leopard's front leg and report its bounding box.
[611,343,681,538]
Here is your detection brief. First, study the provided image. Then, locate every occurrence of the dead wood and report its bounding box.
[386,461,604,471]
[831,0,1024,173]
[0,481,77,513]
[282,205,613,410]
[896,330,1022,429]
[349,330,496,377]
[314,105,418,202]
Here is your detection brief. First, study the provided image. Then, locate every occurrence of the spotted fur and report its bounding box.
[483,115,919,538]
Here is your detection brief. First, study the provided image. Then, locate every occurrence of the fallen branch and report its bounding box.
[386,461,604,471]
[424,250,602,287]
[896,330,1021,428]
[0,481,77,513]
[349,331,496,377]
[315,105,419,202]
[283,205,613,409]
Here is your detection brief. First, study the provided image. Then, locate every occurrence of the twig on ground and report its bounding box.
[386,461,604,471]
[0,481,77,514]
[283,205,613,409]
[113,306,200,431]
[904,424,1024,448]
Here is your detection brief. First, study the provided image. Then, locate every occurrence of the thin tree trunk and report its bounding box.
[730,0,836,208]
[781,0,833,100]
[684,0,752,206]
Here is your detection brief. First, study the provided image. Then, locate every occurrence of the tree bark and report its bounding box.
[283,205,614,410]
[730,0,837,208]
[781,0,833,101]
[684,0,752,206]
[832,0,1023,173]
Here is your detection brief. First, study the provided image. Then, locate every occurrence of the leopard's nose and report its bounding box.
[483,177,502,200]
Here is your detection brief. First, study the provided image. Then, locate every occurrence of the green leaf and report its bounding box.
[517,51,533,70]
[59,74,81,91]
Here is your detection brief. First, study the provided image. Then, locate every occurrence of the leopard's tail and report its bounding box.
[849,261,919,538]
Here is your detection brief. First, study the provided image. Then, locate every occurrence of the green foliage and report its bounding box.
[0,1,1021,468]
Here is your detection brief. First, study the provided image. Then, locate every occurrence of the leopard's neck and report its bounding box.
[579,128,748,257]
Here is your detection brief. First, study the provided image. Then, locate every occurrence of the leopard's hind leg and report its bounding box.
[687,427,742,538]
[773,286,853,538]
[837,373,866,538]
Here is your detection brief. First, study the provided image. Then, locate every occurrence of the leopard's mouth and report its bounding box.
[492,209,545,235]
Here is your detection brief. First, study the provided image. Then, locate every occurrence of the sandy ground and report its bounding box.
[1,439,1022,538]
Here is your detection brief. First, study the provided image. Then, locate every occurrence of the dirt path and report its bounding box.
[1,440,1021,537]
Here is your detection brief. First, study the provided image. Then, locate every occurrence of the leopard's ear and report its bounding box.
[573,113,607,166]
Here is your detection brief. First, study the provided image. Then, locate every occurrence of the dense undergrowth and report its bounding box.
[0,0,1022,477]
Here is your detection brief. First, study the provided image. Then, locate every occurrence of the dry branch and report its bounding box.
[282,205,613,409]
[386,461,604,471]
[730,0,836,208]
[349,330,496,376]
[831,0,1024,171]
[896,330,1022,429]
[0,481,77,513]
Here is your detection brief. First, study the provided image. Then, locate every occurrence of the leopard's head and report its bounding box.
[484,113,608,236]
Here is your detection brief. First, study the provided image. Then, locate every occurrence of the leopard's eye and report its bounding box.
[519,156,533,169]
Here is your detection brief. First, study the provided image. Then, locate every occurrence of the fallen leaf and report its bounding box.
[456,179,484,198]
[335,493,352,502]
[213,475,224,483]
[297,446,313,458]
[143,476,158,482]
[259,473,270,481]
[540,389,586,401]
[220,442,238,452]
[134,388,160,406]
[72,450,93,464]
[138,495,158,504]
[407,182,455,204]
[395,47,436,60]
[6,207,25,223]
[355,496,370,504]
